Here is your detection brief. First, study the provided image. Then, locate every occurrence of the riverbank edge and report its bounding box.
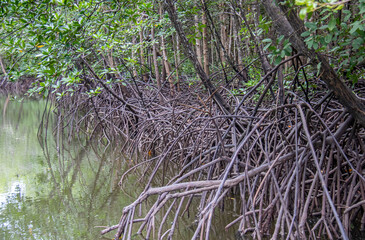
[0,77,36,96]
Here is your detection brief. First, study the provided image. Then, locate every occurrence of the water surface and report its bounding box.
[0,95,238,240]
[0,96,134,239]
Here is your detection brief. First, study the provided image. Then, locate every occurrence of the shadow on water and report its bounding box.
[0,96,241,240]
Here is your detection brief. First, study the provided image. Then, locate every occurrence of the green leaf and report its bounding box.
[305,22,317,30]
[280,50,286,58]
[334,4,344,11]
[328,17,336,31]
[278,35,284,42]
[299,7,307,20]
[283,42,292,51]
[263,43,271,51]
[350,21,361,34]
[319,25,328,30]
[301,31,311,37]
[343,12,351,22]
[313,42,318,50]
[325,34,332,43]
[360,1,365,14]
[316,62,322,75]
[352,37,364,50]
[295,0,307,6]
[275,56,282,65]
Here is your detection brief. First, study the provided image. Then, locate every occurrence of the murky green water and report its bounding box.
[0,95,238,240]
[0,95,134,239]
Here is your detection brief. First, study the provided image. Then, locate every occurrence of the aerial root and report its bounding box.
[52,73,365,239]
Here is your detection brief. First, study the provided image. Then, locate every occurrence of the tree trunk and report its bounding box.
[232,9,247,85]
[202,0,209,76]
[151,24,161,89]
[160,4,174,96]
[173,32,180,91]
[262,0,365,126]
[131,35,138,78]
[139,27,148,81]
[0,56,6,76]
[108,47,114,70]
[203,0,249,83]
[195,14,202,66]
[228,16,233,60]
[219,2,227,65]
[165,0,232,115]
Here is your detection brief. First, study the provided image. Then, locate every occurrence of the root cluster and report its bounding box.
[53,66,365,239]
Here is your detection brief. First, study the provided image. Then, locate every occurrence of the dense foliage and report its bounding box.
[1,0,363,95]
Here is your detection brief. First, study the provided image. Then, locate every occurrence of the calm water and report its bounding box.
[0,95,135,239]
[0,95,238,240]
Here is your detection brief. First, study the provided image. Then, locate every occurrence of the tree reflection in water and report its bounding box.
[0,96,238,240]
[0,96,132,239]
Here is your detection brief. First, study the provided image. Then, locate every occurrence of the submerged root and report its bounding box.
[51,73,365,239]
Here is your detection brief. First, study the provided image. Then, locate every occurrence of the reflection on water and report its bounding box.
[0,96,238,240]
[0,181,26,206]
[0,181,26,230]
[0,96,131,239]
[0,180,26,213]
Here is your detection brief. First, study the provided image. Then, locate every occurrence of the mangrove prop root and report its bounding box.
[51,60,365,239]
